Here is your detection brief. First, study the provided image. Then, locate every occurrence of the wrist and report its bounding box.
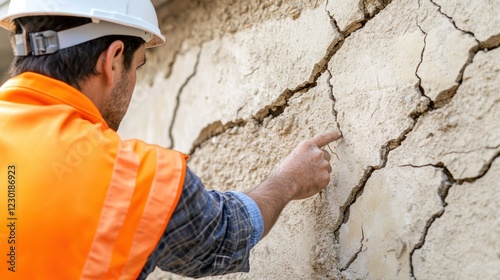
[267,171,296,203]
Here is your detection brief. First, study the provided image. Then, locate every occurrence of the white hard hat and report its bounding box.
[0,0,165,56]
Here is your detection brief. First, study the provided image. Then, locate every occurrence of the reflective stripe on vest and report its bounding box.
[0,73,187,279]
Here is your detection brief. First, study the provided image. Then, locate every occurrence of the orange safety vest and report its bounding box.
[0,72,187,279]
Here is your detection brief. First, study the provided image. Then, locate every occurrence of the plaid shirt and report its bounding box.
[139,168,264,279]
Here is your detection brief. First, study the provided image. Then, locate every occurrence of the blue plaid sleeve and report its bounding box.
[139,168,264,279]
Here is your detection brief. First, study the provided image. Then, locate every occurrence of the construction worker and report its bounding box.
[0,0,341,279]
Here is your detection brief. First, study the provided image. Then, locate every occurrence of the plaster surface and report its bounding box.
[115,0,500,278]
[413,159,500,279]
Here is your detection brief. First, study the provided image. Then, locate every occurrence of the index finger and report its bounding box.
[311,131,342,147]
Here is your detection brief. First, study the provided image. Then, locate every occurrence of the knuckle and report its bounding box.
[314,147,323,157]
[303,139,314,146]
[320,173,330,183]
[321,161,331,169]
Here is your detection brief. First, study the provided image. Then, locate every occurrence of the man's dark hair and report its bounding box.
[11,16,144,89]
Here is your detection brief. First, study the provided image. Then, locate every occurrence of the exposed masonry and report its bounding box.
[160,0,500,278]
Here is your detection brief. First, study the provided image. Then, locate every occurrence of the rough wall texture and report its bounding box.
[118,0,500,279]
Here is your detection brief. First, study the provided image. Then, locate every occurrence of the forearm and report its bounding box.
[141,169,263,279]
[247,173,294,238]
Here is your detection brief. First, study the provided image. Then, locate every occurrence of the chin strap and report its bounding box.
[12,20,153,56]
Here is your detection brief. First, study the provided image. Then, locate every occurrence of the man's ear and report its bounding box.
[96,40,125,86]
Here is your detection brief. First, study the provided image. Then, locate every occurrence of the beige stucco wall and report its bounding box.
[118,0,500,279]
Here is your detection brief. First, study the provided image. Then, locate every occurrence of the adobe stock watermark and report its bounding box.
[6,164,17,273]
[51,128,107,182]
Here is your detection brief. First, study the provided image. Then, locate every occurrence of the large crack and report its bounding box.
[326,69,343,136]
[418,0,468,109]
[340,227,365,272]
[324,0,342,34]
[404,28,499,277]
[455,149,500,184]
[415,20,435,109]
[427,0,479,42]
[407,163,455,279]
[331,11,499,271]
[310,0,498,277]
[163,0,498,276]
[333,16,432,240]
[331,5,432,270]
[425,0,500,108]
[480,34,500,51]
[188,35,345,153]
[433,33,500,107]
[406,150,500,279]
[168,48,202,149]
[189,29,344,154]
[190,0,394,154]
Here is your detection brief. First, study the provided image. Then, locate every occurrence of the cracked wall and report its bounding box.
[118,0,500,279]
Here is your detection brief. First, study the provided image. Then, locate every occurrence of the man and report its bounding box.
[0,0,341,279]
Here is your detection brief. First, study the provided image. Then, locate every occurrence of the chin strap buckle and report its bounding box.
[29,30,59,56]
[12,25,60,56]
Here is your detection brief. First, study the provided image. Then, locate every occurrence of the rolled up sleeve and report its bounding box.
[139,168,264,279]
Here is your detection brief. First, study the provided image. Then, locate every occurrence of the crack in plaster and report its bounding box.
[166,0,500,276]
[331,11,499,270]
[168,48,202,149]
[332,11,433,267]
[340,227,365,272]
[415,19,435,109]
[189,118,248,155]
[427,0,479,43]
[480,34,500,51]
[441,144,500,157]
[364,0,393,17]
[404,151,500,279]
[334,62,433,255]
[407,164,455,279]
[324,0,343,34]
[190,0,394,154]
[423,0,500,109]
[453,150,500,184]
[189,35,345,154]
[406,151,500,279]
[164,48,181,79]
[424,34,500,108]
[326,69,343,136]
[335,167,374,236]
[432,45,475,109]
